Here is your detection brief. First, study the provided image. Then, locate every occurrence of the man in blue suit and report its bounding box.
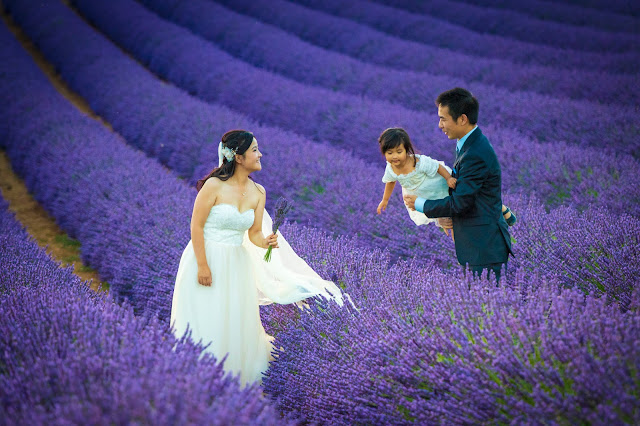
[404,88,512,280]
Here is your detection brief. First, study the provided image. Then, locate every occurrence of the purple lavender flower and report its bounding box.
[264,197,293,262]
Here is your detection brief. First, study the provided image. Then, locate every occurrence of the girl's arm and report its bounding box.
[378,181,396,214]
[437,164,457,189]
[248,184,278,249]
[191,179,217,286]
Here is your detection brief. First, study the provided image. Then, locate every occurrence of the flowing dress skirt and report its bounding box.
[171,240,272,386]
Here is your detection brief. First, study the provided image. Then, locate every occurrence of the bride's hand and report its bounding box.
[197,265,213,286]
[265,233,279,249]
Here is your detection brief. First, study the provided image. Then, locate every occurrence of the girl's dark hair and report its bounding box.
[196,130,254,191]
[378,127,417,166]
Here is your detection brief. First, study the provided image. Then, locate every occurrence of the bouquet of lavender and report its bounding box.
[264,197,293,262]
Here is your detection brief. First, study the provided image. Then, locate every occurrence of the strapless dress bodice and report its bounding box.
[203,204,255,245]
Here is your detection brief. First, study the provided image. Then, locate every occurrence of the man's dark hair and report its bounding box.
[436,88,479,124]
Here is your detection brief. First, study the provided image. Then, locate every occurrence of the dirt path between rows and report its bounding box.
[0,7,115,292]
[0,153,107,292]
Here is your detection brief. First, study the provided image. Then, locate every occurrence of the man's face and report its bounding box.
[438,104,465,140]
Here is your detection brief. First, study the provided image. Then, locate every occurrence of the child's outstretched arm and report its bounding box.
[437,164,457,189]
[378,181,396,214]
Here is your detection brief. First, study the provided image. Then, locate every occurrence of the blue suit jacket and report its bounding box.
[421,128,512,266]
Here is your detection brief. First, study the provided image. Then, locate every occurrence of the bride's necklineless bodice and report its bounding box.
[203,203,255,245]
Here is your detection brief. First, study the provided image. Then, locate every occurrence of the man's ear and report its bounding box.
[458,114,468,126]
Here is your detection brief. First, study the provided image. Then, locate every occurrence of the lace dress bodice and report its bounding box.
[382,154,450,199]
[204,204,255,245]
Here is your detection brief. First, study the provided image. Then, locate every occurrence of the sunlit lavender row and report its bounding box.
[214,0,640,104]
[369,0,640,47]
[290,0,638,62]
[0,198,288,425]
[138,0,640,152]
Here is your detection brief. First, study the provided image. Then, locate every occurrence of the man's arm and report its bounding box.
[418,154,488,218]
[437,164,457,189]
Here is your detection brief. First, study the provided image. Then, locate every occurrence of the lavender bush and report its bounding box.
[213,0,640,105]
[291,0,638,64]
[0,21,192,317]
[370,0,640,50]
[0,198,289,425]
[450,0,640,33]
[139,0,640,152]
[264,266,640,424]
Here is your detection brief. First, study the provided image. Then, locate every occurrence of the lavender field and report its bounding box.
[1,0,639,423]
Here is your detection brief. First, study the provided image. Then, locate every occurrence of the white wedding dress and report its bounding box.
[171,202,345,386]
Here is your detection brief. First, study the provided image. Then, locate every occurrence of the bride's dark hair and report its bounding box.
[196,130,255,192]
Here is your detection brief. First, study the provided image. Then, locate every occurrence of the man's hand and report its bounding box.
[437,217,453,229]
[438,218,455,242]
[403,194,418,211]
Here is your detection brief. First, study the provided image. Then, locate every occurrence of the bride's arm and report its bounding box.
[191,179,217,286]
[248,184,278,249]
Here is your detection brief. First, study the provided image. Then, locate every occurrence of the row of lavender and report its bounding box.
[0,20,195,318]
[0,197,287,424]
[2,5,640,423]
[47,0,640,216]
[369,0,640,47]
[450,0,640,29]
[4,0,640,306]
[137,0,640,152]
[212,0,640,105]
[289,0,638,61]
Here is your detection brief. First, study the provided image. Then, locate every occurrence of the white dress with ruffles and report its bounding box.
[382,154,451,226]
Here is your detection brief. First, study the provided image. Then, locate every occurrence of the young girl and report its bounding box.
[377,127,516,228]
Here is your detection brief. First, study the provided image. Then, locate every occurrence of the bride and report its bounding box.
[170,130,344,386]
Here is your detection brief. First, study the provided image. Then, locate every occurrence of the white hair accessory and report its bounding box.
[217,141,237,165]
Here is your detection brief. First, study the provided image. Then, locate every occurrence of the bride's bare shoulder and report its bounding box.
[202,176,223,190]
[251,180,265,195]
[198,177,224,201]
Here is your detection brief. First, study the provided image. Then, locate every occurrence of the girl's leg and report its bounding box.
[502,205,517,226]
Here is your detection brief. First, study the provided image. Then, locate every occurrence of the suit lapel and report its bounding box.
[454,127,482,172]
